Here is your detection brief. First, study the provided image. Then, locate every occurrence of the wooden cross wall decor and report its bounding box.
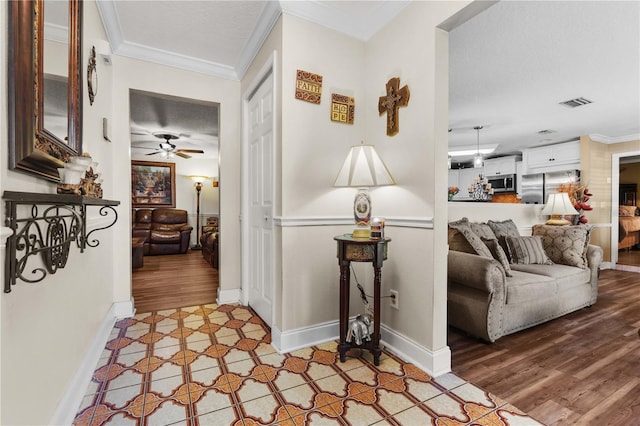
[378,77,410,137]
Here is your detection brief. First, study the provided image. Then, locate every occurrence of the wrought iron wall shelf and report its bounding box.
[3,191,120,293]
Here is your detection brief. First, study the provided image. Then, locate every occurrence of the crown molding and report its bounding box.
[589,133,640,144]
[96,0,238,80]
[115,41,238,80]
[96,0,124,48]
[44,22,68,43]
[235,1,282,79]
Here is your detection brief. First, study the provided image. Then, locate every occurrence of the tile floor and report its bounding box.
[73,304,542,425]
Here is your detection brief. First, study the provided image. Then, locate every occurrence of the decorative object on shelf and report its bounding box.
[557,181,593,224]
[87,45,97,105]
[295,69,323,104]
[378,77,410,136]
[331,93,355,124]
[541,192,580,225]
[468,174,494,201]
[8,0,84,182]
[131,161,176,208]
[370,217,385,239]
[57,155,103,198]
[448,186,459,201]
[334,143,396,238]
[3,191,120,292]
[189,175,210,250]
[473,126,484,168]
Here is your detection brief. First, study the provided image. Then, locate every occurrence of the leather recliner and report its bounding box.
[200,216,219,269]
[132,208,193,255]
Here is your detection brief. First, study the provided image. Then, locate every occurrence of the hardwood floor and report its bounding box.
[449,269,640,425]
[618,247,640,267]
[132,249,218,313]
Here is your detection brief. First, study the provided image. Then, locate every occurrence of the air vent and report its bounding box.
[537,129,556,135]
[559,97,593,108]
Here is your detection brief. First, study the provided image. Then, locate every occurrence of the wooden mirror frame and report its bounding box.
[8,0,83,182]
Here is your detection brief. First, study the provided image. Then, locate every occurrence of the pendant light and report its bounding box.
[473,125,484,168]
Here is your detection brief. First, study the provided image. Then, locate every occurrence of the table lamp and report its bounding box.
[541,192,579,225]
[334,143,395,238]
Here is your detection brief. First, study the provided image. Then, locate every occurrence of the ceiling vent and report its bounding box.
[559,97,593,108]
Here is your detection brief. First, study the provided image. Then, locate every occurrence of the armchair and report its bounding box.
[132,208,193,255]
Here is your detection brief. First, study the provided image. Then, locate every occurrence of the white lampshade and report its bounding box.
[189,175,209,184]
[334,145,396,187]
[541,192,579,225]
[541,192,579,215]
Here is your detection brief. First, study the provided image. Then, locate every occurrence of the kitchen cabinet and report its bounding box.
[525,141,580,170]
[484,156,517,176]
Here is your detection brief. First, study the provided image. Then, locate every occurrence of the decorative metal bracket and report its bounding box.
[3,191,120,293]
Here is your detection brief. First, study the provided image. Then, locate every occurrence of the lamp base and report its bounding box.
[352,228,371,239]
[191,244,203,251]
[545,215,571,226]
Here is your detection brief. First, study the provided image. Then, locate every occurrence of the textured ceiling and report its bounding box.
[91,1,640,162]
[448,0,640,161]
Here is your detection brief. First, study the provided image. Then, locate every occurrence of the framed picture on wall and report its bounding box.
[131,161,176,208]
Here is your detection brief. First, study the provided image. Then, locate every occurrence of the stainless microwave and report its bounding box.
[487,174,516,193]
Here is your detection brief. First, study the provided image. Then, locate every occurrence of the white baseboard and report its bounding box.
[381,324,451,377]
[50,300,133,425]
[271,319,451,377]
[272,320,339,354]
[600,261,614,270]
[217,288,242,305]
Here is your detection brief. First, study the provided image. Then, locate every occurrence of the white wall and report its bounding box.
[240,2,470,375]
[1,2,119,424]
[110,56,241,306]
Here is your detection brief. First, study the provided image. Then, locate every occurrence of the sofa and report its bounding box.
[200,216,219,269]
[447,218,603,342]
[132,209,193,255]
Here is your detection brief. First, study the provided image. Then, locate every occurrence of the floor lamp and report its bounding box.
[190,176,209,250]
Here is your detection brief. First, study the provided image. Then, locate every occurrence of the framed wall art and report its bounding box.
[131,161,176,208]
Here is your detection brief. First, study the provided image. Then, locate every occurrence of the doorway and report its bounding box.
[129,89,221,312]
[612,152,640,272]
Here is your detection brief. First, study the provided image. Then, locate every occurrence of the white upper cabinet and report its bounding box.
[484,156,517,176]
[524,141,580,171]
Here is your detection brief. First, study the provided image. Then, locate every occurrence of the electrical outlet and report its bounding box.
[390,289,399,310]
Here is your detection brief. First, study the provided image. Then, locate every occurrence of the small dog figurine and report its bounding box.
[346,314,373,345]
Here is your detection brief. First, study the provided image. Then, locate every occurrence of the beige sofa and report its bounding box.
[447,218,603,342]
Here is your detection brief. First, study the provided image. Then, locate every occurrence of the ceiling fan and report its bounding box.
[144,132,204,159]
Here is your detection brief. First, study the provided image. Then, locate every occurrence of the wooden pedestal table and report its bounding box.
[334,235,390,366]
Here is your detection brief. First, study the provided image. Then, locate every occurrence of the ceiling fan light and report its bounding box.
[160,151,168,158]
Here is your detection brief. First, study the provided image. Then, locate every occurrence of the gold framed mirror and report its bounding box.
[8,0,83,182]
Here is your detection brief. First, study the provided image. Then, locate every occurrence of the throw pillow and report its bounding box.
[506,235,554,265]
[482,238,513,277]
[532,224,591,269]
[448,219,493,258]
[488,219,521,259]
[619,205,637,217]
[470,222,498,241]
[448,218,473,253]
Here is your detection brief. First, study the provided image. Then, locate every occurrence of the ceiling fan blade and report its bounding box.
[133,147,158,150]
[176,152,192,159]
[177,149,204,154]
[146,151,161,156]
